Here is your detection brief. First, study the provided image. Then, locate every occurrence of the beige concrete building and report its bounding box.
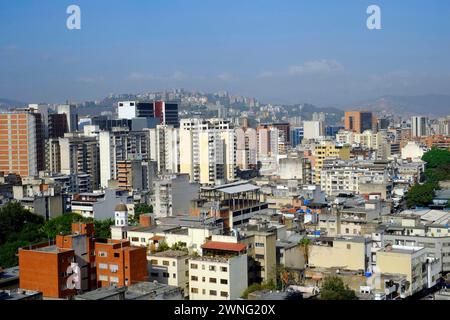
[240,226,277,284]
[147,250,189,297]
[313,141,350,184]
[375,245,439,297]
[309,237,370,272]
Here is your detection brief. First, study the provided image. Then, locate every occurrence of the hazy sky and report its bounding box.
[1,0,449,106]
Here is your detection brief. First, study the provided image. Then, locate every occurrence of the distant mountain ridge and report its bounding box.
[352,94,450,117]
[0,98,26,109]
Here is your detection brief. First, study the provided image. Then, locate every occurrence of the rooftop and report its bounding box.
[201,241,246,252]
[149,250,188,258]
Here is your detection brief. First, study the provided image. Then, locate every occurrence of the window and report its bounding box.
[110,276,119,283]
[173,273,176,278]
[150,272,159,277]
[190,263,198,269]
[98,275,108,281]
[220,267,228,272]
[131,237,139,242]
[209,265,216,271]
[98,251,107,257]
[163,272,169,278]
[163,260,170,266]
[191,288,198,294]
[202,277,206,282]
[345,228,349,234]
[185,270,189,277]
[98,263,108,270]
[209,290,217,296]
[191,276,198,281]
[150,259,158,265]
[114,253,120,258]
[255,254,265,260]
[255,242,265,248]
[172,262,176,267]
[202,289,206,295]
[220,291,228,297]
[141,238,146,242]
[220,279,228,285]
[109,264,119,273]
[209,278,217,283]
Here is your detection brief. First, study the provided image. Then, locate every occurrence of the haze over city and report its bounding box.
[1,0,450,106]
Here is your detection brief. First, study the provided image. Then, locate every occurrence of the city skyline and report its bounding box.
[1,0,450,106]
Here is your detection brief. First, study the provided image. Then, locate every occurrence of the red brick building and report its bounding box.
[19,222,147,298]
[19,243,76,299]
[95,239,148,288]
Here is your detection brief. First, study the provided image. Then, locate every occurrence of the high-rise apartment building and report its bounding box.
[57,104,78,133]
[313,141,351,184]
[59,134,100,191]
[99,128,150,188]
[235,127,257,169]
[344,111,377,134]
[0,112,39,177]
[154,101,180,128]
[411,116,429,137]
[118,101,179,127]
[303,121,325,140]
[148,125,179,174]
[45,138,61,173]
[180,119,236,185]
[257,124,284,158]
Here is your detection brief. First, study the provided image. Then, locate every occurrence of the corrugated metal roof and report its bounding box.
[218,184,260,194]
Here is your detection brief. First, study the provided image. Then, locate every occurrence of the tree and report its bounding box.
[0,240,30,268]
[421,148,450,184]
[93,219,114,239]
[240,280,276,299]
[156,240,170,252]
[0,202,46,268]
[0,202,44,244]
[171,241,188,252]
[298,238,312,266]
[41,213,85,239]
[320,276,358,300]
[130,203,153,224]
[134,203,153,216]
[406,182,436,208]
[422,148,450,169]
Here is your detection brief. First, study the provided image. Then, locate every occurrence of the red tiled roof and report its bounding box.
[201,241,246,252]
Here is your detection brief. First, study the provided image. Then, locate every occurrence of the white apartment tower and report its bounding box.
[149,125,179,174]
[99,128,150,188]
[179,119,236,185]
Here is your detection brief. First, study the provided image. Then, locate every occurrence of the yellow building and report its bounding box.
[308,237,369,272]
[313,141,350,184]
[242,229,277,284]
[375,245,430,297]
